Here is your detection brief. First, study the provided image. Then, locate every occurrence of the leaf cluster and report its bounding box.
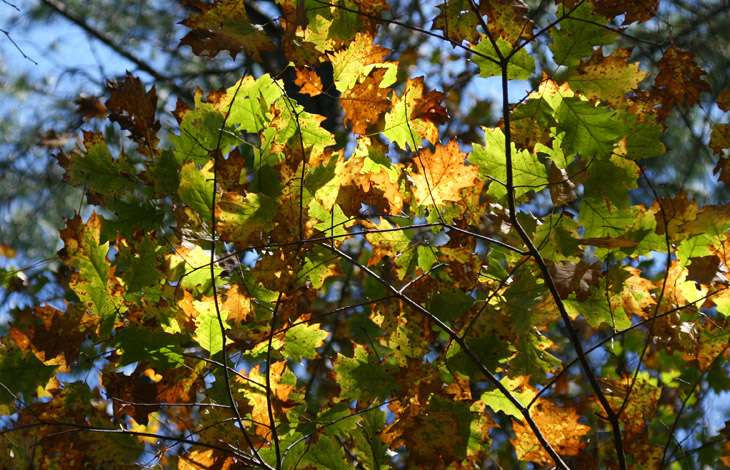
[2,1,730,469]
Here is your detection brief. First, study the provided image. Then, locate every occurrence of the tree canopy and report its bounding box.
[2,0,730,468]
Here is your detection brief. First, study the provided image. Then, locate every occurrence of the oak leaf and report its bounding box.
[342,68,392,135]
[511,400,590,465]
[106,72,160,158]
[410,140,478,208]
[179,0,275,61]
[294,67,324,97]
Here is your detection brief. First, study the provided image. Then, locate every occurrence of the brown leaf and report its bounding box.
[687,255,728,285]
[713,157,730,185]
[638,46,711,121]
[682,320,730,371]
[178,0,275,61]
[710,123,730,155]
[74,94,108,120]
[649,190,699,239]
[592,0,658,25]
[382,399,465,468]
[104,365,160,425]
[14,304,97,365]
[342,68,392,135]
[220,284,252,324]
[548,261,601,301]
[548,162,577,206]
[0,242,17,258]
[106,72,160,158]
[718,86,730,112]
[410,82,449,126]
[37,130,73,148]
[602,376,659,438]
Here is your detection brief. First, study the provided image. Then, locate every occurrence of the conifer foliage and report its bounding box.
[3,0,730,468]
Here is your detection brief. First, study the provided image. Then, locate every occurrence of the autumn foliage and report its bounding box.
[4,0,730,468]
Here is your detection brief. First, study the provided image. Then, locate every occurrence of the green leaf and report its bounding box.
[193,300,230,357]
[170,98,240,166]
[417,245,437,272]
[470,127,549,203]
[533,213,583,262]
[550,3,613,68]
[167,244,222,296]
[309,201,350,241]
[382,78,441,149]
[298,434,348,469]
[316,403,359,437]
[60,213,125,329]
[215,191,279,246]
[0,348,57,404]
[179,1,275,61]
[359,146,400,183]
[556,98,626,158]
[269,97,335,156]
[579,199,638,239]
[113,326,185,369]
[508,333,562,384]
[472,37,535,80]
[59,132,137,198]
[178,160,214,224]
[300,245,343,290]
[564,290,631,330]
[115,231,166,296]
[432,0,480,44]
[625,115,666,160]
[103,197,166,239]
[284,322,329,362]
[481,376,534,419]
[429,289,474,322]
[446,336,513,380]
[504,271,554,336]
[331,34,396,93]
[333,345,400,402]
[143,149,181,196]
[352,408,389,468]
[582,155,636,210]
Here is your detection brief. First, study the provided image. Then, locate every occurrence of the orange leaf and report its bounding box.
[294,67,324,97]
[342,68,392,135]
[511,400,590,466]
[639,46,711,121]
[411,140,478,208]
[178,449,235,470]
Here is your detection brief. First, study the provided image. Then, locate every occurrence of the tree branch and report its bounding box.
[39,0,190,100]
[328,245,570,470]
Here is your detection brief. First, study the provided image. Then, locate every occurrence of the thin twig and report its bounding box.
[0,28,37,64]
[328,245,570,470]
[497,45,627,468]
[265,292,284,470]
[40,0,189,99]
[209,76,272,470]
